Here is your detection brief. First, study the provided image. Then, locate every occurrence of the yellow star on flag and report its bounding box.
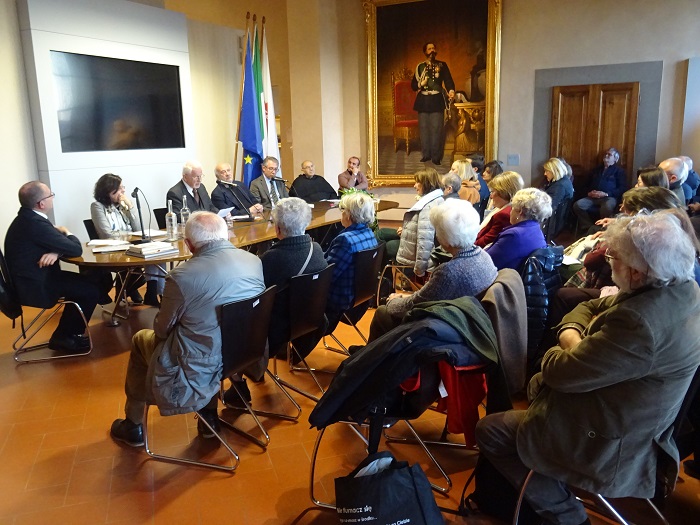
[244,155,253,164]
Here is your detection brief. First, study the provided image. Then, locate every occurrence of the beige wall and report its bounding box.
[499,0,700,183]
[0,0,37,246]
[165,0,293,176]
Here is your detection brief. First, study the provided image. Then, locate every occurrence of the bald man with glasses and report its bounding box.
[4,182,100,353]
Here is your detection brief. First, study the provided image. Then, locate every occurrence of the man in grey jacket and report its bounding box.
[476,212,700,525]
[110,211,265,447]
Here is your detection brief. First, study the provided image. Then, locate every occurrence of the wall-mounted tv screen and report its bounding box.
[50,51,185,153]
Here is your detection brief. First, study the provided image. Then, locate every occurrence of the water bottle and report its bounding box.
[165,199,177,241]
[180,194,191,225]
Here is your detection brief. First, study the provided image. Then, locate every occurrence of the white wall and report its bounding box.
[18,0,194,241]
[499,0,700,183]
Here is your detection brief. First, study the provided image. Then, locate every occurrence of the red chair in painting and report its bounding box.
[392,68,419,154]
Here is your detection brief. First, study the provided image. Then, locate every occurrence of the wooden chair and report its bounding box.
[392,68,419,154]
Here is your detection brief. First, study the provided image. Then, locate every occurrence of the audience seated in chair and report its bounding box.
[109,212,265,447]
[258,197,328,363]
[476,212,700,525]
[90,173,164,307]
[572,147,626,231]
[475,171,524,248]
[485,187,552,270]
[4,181,99,354]
[369,199,497,342]
[376,168,444,276]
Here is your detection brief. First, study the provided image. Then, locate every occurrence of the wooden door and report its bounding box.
[550,82,639,196]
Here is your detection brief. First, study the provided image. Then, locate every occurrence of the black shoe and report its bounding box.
[110,418,144,447]
[223,380,252,408]
[144,292,161,308]
[128,290,144,305]
[48,334,90,353]
[196,409,221,438]
[98,293,113,305]
[420,156,430,162]
[684,459,700,480]
[348,344,365,356]
[432,159,441,165]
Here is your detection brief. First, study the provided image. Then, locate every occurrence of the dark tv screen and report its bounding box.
[50,51,185,152]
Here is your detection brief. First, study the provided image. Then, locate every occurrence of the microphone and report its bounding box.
[272,177,287,183]
[130,187,150,244]
[216,180,254,222]
[131,188,139,198]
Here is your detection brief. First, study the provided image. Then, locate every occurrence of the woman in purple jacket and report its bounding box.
[486,188,552,270]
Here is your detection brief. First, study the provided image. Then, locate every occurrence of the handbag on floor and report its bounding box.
[335,450,443,525]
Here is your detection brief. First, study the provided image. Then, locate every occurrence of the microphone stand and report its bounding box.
[131,188,151,244]
[218,180,254,222]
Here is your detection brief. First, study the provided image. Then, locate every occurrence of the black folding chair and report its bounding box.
[324,243,385,354]
[153,208,167,230]
[271,264,335,402]
[218,286,301,448]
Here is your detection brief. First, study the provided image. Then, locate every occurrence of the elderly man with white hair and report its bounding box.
[110,211,265,447]
[368,199,497,341]
[166,160,219,220]
[659,156,689,204]
[476,212,700,525]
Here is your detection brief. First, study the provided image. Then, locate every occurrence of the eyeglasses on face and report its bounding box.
[262,165,279,172]
[604,249,616,264]
[37,192,55,204]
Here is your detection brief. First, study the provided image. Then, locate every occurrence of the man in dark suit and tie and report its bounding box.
[4,182,100,352]
[210,162,263,216]
[249,156,289,211]
[166,160,218,220]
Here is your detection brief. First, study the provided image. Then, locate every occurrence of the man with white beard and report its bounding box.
[476,212,700,525]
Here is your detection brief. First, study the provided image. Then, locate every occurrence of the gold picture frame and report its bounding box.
[365,0,501,186]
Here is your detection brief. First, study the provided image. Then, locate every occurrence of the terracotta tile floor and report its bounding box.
[1,300,699,524]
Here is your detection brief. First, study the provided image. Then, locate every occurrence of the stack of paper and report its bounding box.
[125,241,179,259]
[88,239,132,253]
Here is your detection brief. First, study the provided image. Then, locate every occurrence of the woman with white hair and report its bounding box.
[325,192,378,329]
[486,188,552,270]
[369,199,497,341]
[259,197,328,362]
[449,159,481,204]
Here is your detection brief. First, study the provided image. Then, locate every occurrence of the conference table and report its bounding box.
[63,200,398,325]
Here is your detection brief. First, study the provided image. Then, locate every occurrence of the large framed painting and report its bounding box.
[365,0,501,186]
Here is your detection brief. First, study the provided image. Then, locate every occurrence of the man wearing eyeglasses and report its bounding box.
[166,160,219,220]
[289,160,338,204]
[250,156,288,211]
[476,212,700,524]
[4,182,100,353]
[573,147,627,231]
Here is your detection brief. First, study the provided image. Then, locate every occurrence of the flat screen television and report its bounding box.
[50,51,185,153]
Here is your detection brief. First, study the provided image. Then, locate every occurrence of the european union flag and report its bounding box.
[240,33,263,187]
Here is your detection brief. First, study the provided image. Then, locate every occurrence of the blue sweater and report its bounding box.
[485,220,547,270]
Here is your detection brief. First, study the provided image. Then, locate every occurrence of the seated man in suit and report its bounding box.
[290,160,338,203]
[4,182,100,353]
[210,162,263,217]
[110,212,265,446]
[250,156,288,211]
[166,160,218,220]
[476,212,700,525]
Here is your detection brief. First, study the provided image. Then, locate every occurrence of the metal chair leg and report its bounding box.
[271,344,324,402]
[219,369,302,449]
[142,405,239,472]
[13,301,93,363]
